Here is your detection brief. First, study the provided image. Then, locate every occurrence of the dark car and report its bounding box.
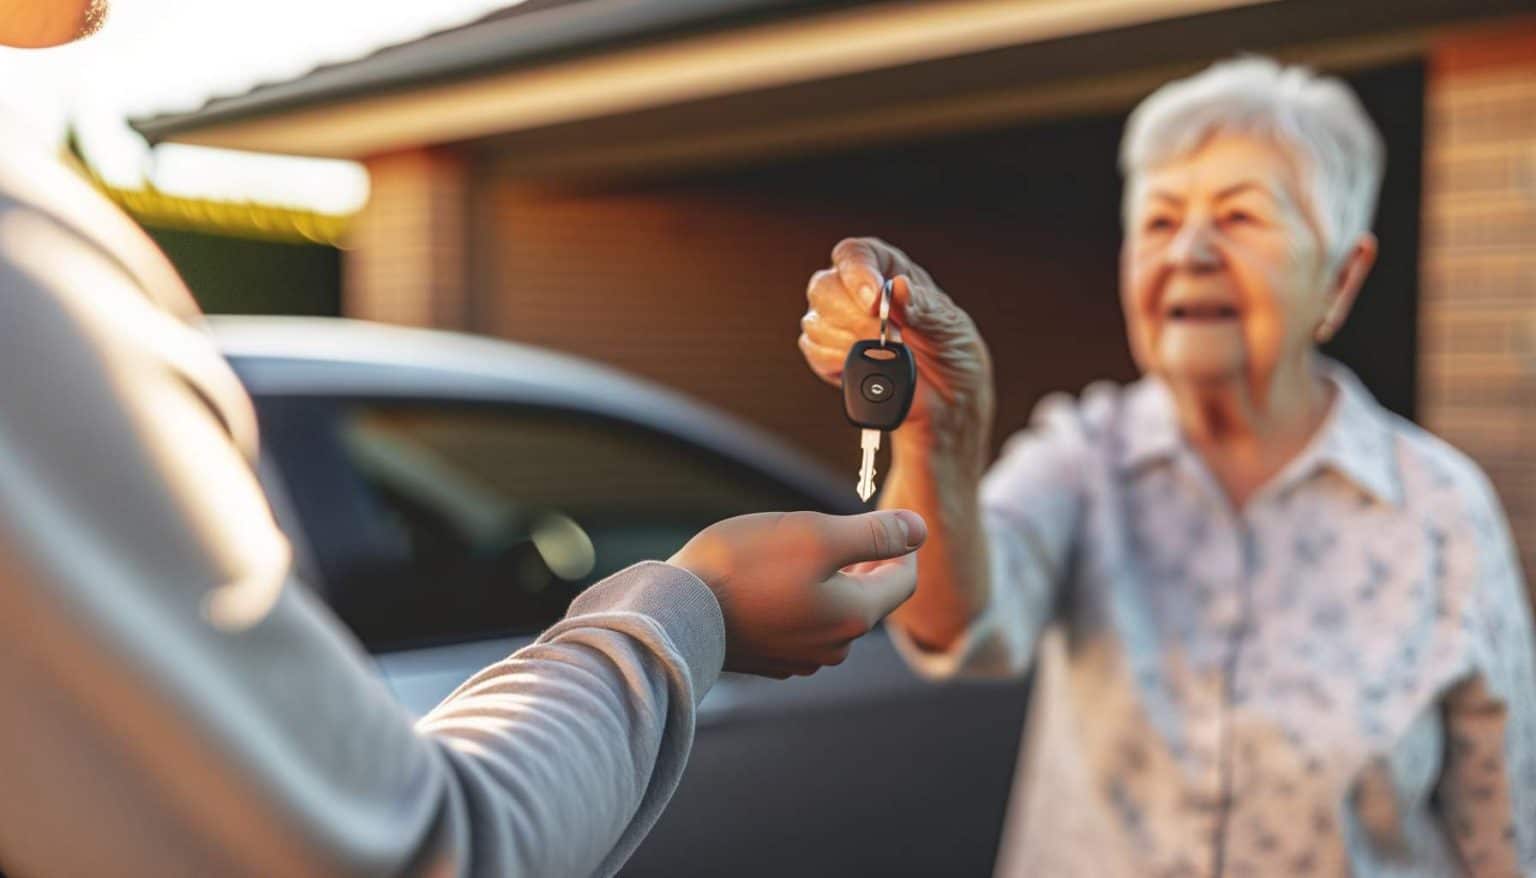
[212,315,1028,877]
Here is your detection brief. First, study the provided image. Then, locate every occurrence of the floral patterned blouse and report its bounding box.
[893,360,1536,877]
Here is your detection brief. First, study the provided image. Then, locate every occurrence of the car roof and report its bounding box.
[208,315,861,514]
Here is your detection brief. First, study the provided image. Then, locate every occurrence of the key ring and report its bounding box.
[879,278,892,347]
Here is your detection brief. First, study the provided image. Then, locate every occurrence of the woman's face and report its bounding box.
[1120,134,1334,393]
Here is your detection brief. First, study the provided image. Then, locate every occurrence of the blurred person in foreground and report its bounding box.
[0,3,928,876]
[799,57,1535,876]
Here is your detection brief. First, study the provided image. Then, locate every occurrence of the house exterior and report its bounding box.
[136,0,1536,583]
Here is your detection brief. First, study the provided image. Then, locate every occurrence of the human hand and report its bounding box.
[797,237,994,457]
[669,509,927,678]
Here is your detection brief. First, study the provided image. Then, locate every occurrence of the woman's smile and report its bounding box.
[1165,301,1240,322]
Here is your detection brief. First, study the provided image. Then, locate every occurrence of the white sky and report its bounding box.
[0,0,525,214]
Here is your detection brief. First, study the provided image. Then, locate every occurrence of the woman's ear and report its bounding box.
[1315,233,1378,344]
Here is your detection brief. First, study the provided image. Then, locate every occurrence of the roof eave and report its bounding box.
[132,0,866,145]
[133,0,1535,164]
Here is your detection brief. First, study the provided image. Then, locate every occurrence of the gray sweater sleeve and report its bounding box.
[0,172,724,877]
[414,564,725,877]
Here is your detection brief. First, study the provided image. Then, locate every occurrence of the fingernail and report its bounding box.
[894,510,925,549]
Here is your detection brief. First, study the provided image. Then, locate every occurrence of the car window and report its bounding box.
[255,396,825,651]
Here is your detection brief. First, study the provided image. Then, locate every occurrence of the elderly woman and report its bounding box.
[798,58,1535,876]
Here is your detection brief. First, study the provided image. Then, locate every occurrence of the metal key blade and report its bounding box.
[857,429,881,501]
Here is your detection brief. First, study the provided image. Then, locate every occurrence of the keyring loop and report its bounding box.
[879,278,892,347]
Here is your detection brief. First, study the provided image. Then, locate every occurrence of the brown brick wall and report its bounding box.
[468,121,1138,479]
[345,147,469,328]
[1421,17,1536,585]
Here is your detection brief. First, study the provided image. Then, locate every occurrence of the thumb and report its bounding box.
[890,273,974,347]
[832,237,892,312]
[889,274,938,333]
[815,509,926,572]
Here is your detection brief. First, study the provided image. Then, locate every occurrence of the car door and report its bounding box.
[247,388,1029,877]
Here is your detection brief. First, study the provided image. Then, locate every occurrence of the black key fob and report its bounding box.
[842,340,916,432]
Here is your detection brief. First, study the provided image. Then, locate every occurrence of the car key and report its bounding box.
[842,279,916,502]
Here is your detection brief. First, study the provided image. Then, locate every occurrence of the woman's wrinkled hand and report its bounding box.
[797,237,994,456]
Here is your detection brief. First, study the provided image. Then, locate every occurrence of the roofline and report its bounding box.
[132,0,877,143]
[132,0,1271,157]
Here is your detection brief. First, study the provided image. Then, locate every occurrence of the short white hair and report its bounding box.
[1119,56,1385,265]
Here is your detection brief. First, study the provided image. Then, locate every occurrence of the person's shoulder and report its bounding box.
[1385,410,1506,528]
[0,136,259,457]
[987,378,1147,485]
[1387,416,1534,679]
[1382,411,1527,613]
[0,127,94,221]
[984,380,1138,519]
[1026,377,1142,443]
[0,129,200,322]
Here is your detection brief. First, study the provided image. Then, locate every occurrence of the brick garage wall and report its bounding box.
[345,147,469,328]
[470,117,1138,476]
[1420,18,1536,588]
